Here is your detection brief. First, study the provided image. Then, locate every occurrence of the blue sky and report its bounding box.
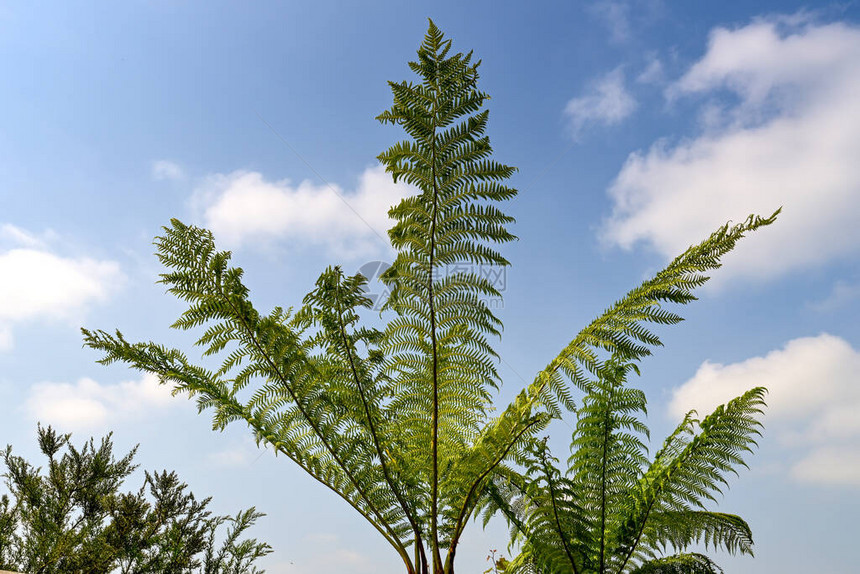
[2,1,859,572]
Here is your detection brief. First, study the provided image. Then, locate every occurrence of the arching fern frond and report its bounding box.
[630,553,724,574]
[83,222,418,572]
[533,210,780,409]
[375,19,519,571]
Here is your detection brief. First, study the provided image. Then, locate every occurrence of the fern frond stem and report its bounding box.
[428,52,443,574]
[415,540,425,574]
[101,348,409,570]
[444,418,542,574]
[333,287,423,574]
[277,446,413,570]
[615,490,658,574]
[544,458,580,574]
[221,293,413,568]
[276,454,403,558]
[233,391,411,567]
[599,391,611,573]
[617,414,731,574]
[488,484,532,552]
[265,431,407,565]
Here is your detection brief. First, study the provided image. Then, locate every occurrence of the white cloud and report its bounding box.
[0,325,12,352]
[209,445,254,467]
[587,0,664,44]
[589,1,631,43]
[0,227,123,349]
[636,54,664,85]
[279,533,375,574]
[669,334,860,487]
[810,280,860,312]
[0,250,120,322]
[792,447,860,487]
[26,373,180,432]
[152,159,185,181]
[208,436,267,467]
[191,165,414,258]
[602,18,860,283]
[669,334,860,422]
[0,224,47,248]
[565,67,637,137]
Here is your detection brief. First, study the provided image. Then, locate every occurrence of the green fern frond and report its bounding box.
[629,553,724,574]
[533,210,779,409]
[492,369,765,574]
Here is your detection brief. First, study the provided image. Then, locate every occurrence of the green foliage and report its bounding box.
[481,364,764,574]
[484,549,510,574]
[629,553,723,574]
[0,425,270,573]
[81,20,776,574]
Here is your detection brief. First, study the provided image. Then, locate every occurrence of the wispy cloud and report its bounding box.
[564,67,637,138]
[208,435,268,468]
[636,53,664,85]
[669,334,860,487]
[0,225,123,349]
[588,1,631,43]
[0,326,13,352]
[587,0,664,44]
[810,280,860,312]
[152,159,185,181]
[190,165,414,258]
[601,18,860,283]
[792,447,860,487]
[26,373,184,433]
[0,224,50,248]
[275,533,375,574]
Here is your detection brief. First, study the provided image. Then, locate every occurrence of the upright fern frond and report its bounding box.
[376,19,518,571]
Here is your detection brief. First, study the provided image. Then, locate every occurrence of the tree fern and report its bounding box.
[81,21,776,574]
[485,366,765,574]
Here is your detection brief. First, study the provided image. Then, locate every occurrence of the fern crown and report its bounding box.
[82,21,777,574]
